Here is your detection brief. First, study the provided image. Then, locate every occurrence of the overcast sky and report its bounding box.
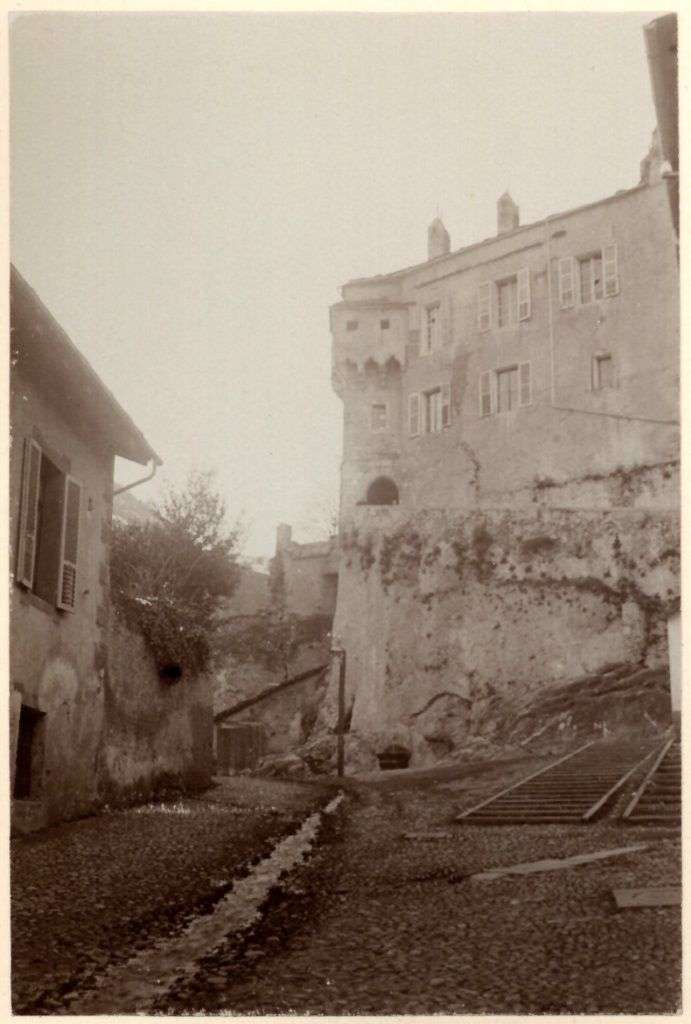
[10,12,658,558]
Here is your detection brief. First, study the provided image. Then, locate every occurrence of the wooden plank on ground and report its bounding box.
[612,886,681,909]
[472,843,649,881]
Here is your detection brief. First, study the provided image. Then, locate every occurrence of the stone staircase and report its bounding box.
[458,738,656,826]
[623,736,681,827]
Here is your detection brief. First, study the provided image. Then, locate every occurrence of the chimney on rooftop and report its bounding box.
[427,217,451,260]
[497,192,520,235]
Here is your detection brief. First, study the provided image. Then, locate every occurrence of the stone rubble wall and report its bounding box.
[322,502,679,767]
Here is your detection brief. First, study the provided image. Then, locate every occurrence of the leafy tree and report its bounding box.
[111,470,240,678]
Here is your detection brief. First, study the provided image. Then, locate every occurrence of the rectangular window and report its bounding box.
[423,388,443,433]
[16,438,81,611]
[479,371,492,417]
[497,277,518,328]
[478,282,491,332]
[558,257,575,308]
[408,393,420,436]
[441,383,451,428]
[370,403,387,432]
[592,354,614,390]
[424,304,441,354]
[519,361,532,406]
[496,366,519,412]
[346,320,358,332]
[603,243,619,296]
[579,254,603,304]
[517,267,531,321]
[380,318,390,330]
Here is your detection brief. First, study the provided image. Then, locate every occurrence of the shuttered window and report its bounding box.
[603,243,619,297]
[478,282,492,332]
[408,393,420,436]
[17,439,42,588]
[424,389,443,433]
[479,371,492,417]
[519,361,532,406]
[16,436,81,611]
[497,278,517,328]
[424,304,441,353]
[57,476,81,611]
[441,383,451,428]
[558,257,575,308]
[517,267,531,321]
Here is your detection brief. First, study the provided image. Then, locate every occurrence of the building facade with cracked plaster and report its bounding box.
[10,267,212,830]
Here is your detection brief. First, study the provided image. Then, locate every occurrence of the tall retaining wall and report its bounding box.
[323,503,679,765]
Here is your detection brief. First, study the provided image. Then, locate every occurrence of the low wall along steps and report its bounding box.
[457,737,672,826]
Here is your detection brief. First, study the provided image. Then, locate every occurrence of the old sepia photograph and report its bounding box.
[8,9,680,1016]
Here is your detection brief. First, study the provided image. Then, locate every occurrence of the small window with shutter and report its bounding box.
[478,282,492,332]
[57,476,81,611]
[441,383,451,428]
[16,439,42,589]
[558,257,575,308]
[519,361,532,406]
[603,243,619,297]
[408,393,420,436]
[15,437,81,611]
[517,267,531,321]
[479,371,492,417]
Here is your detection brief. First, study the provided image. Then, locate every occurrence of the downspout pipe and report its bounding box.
[113,457,159,496]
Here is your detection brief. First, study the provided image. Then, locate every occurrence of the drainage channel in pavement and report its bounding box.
[60,792,345,1015]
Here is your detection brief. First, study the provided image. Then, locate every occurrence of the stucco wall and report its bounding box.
[10,368,113,823]
[274,535,339,620]
[324,503,679,764]
[101,616,213,802]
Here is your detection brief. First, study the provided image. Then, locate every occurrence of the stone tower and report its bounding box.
[330,298,405,519]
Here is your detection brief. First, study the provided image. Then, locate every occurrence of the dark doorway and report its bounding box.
[366,476,399,506]
[14,704,45,800]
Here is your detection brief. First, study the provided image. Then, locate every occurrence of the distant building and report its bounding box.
[10,266,212,830]
[273,524,339,621]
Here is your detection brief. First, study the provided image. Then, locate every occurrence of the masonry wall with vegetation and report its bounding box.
[323,499,679,767]
[98,614,214,805]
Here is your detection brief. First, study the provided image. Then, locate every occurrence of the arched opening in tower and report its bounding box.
[366,476,399,506]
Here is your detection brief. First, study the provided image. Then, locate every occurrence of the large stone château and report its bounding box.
[325,142,679,766]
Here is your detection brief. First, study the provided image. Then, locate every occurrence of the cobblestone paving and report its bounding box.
[162,775,681,1015]
[10,777,333,1014]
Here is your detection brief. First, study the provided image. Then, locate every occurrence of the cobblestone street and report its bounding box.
[11,762,681,1015]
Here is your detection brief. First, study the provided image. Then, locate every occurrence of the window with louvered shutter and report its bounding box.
[603,243,619,296]
[441,383,451,428]
[17,439,42,588]
[558,257,575,308]
[479,371,492,416]
[409,393,420,436]
[519,362,532,406]
[57,476,81,611]
[478,282,491,332]
[517,267,531,321]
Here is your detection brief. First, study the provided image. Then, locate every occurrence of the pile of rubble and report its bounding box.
[252,662,672,780]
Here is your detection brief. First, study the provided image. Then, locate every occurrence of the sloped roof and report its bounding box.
[10,265,161,467]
